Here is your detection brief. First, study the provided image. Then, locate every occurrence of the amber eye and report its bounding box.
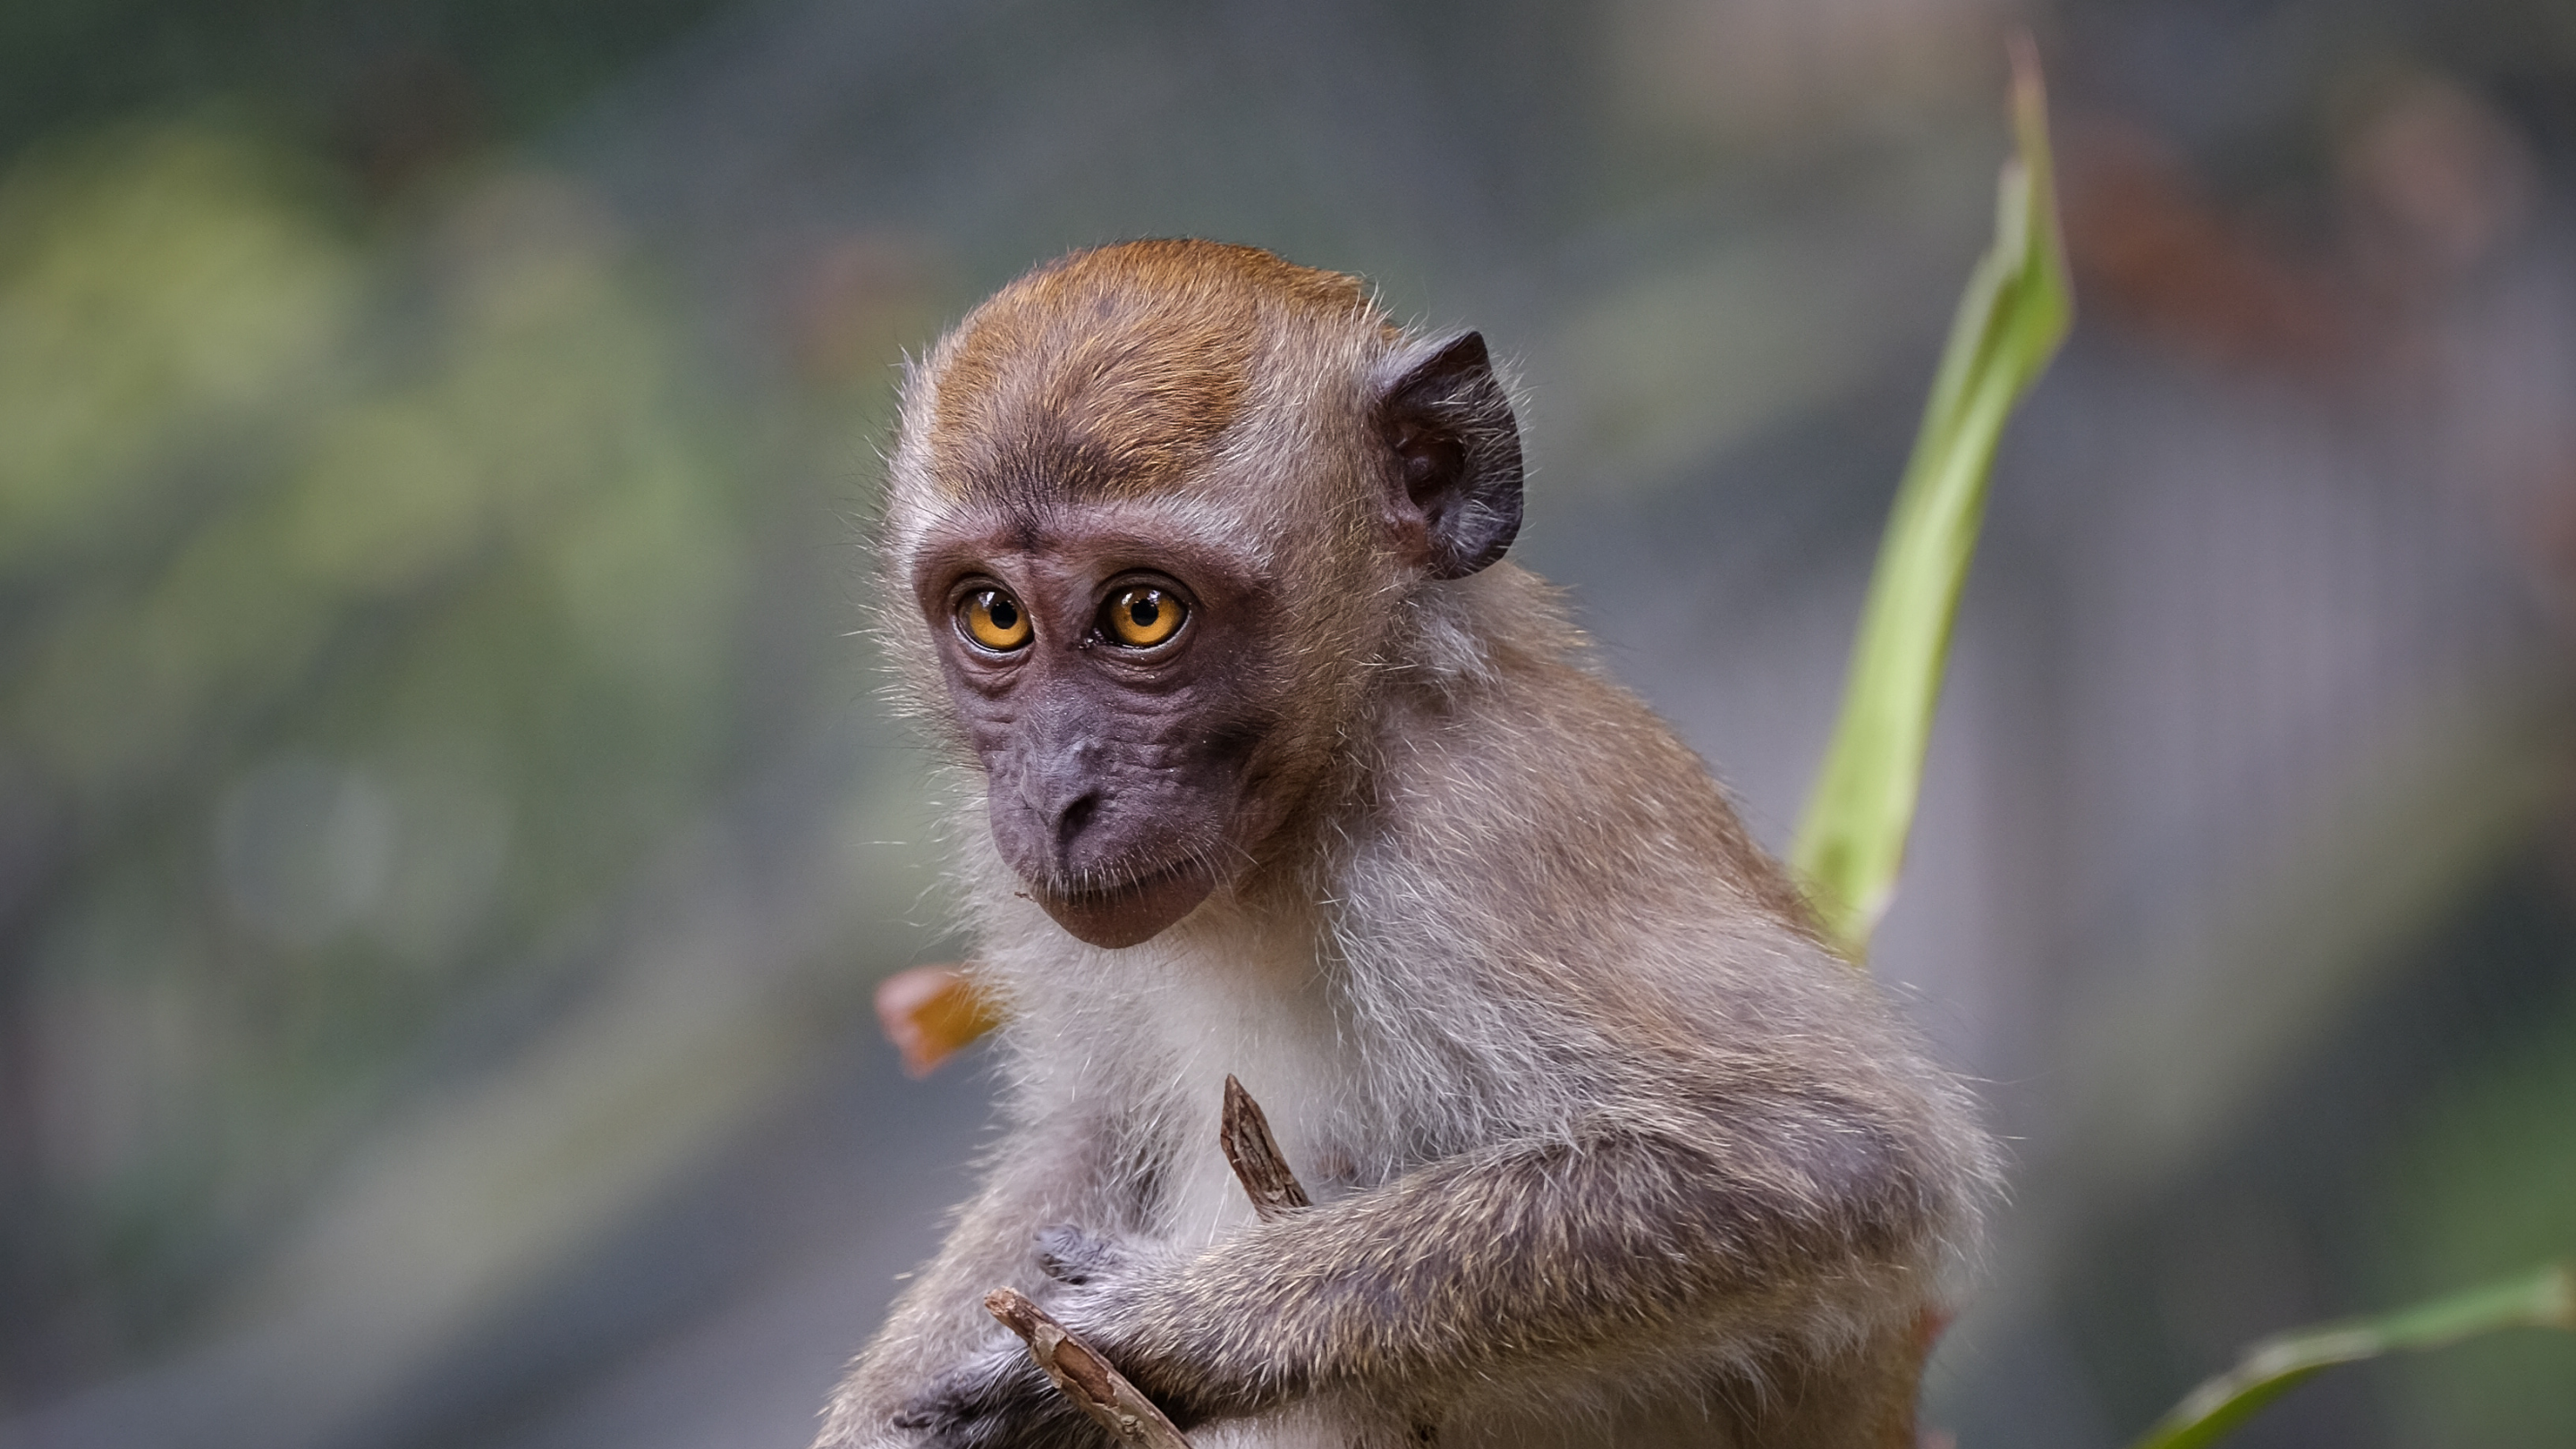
[957,589,1031,651]
[1101,586,1184,648]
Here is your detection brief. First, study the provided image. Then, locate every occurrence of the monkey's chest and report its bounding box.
[1121,942,1375,1251]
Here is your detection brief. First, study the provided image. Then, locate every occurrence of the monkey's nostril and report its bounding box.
[1055,793,1101,853]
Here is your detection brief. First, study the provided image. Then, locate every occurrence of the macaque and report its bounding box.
[818,239,1996,1449]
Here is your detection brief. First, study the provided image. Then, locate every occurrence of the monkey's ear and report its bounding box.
[1373,330,1523,579]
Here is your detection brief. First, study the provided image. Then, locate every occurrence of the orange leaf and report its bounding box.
[876,964,1002,1077]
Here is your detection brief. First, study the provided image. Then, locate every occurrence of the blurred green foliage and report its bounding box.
[2379,996,2576,1444]
[2131,1263,2573,1449]
[0,116,751,1384]
[0,0,732,174]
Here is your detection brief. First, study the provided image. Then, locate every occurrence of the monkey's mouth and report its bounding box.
[1029,857,1217,950]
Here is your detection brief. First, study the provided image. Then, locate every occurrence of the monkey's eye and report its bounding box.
[957,589,1032,651]
[1100,586,1184,648]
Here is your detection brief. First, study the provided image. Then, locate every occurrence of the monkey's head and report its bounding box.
[880,240,1522,949]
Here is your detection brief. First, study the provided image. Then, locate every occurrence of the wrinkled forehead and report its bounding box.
[909,243,1379,510]
[891,487,1284,588]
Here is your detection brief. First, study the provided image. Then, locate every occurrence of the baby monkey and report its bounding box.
[818,240,1995,1449]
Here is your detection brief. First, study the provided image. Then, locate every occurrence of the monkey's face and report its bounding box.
[886,241,1525,949]
[909,507,1297,949]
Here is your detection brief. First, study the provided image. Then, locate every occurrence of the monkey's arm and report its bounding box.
[1086,1093,1951,1429]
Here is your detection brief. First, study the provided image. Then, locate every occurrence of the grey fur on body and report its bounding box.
[818,241,1997,1449]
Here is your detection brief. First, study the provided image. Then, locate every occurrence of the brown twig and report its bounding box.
[1218,1074,1313,1217]
[984,1287,1196,1449]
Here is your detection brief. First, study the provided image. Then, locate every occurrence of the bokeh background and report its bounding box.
[1,2,2571,1446]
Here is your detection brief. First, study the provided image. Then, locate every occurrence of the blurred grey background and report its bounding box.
[0,2,2570,1447]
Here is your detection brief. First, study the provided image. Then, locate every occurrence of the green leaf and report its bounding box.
[2129,1262,2576,1449]
[1789,38,2073,958]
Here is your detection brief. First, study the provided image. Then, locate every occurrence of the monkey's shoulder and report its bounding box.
[1364,634,1819,953]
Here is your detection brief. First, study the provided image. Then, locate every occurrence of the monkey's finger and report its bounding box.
[1035,1224,1130,1284]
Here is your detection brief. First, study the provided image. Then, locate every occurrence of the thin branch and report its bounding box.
[984,1287,1197,1449]
[1219,1074,1312,1218]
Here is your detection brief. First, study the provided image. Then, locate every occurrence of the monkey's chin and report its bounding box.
[1033,863,1216,949]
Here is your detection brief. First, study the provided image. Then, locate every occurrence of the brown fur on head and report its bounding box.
[880,240,1521,947]
[921,242,1371,504]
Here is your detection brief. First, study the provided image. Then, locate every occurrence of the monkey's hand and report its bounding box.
[1016,1225,1243,1431]
[889,1339,1100,1449]
[886,1226,1166,1449]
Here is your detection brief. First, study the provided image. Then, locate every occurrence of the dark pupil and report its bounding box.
[986,595,1018,630]
[1126,593,1160,628]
